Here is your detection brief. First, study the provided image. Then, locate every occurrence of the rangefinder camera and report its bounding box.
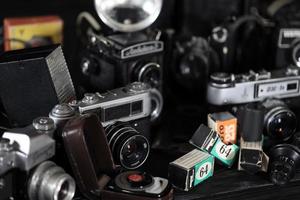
[207,67,300,105]
[78,82,163,135]
[0,117,75,200]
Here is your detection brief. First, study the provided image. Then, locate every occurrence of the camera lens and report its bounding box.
[269,144,300,185]
[105,122,149,169]
[28,161,75,200]
[292,42,300,67]
[265,107,297,141]
[132,63,161,88]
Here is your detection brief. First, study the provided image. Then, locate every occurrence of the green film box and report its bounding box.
[210,138,239,167]
[190,124,239,168]
[169,149,214,191]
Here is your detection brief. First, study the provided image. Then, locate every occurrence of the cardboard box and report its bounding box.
[169,149,214,191]
[208,112,237,144]
[4,16,63,51]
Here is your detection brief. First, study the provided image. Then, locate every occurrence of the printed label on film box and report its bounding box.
[208,112,237,144]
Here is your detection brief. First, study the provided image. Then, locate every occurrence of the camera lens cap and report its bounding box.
[269,144,300,185]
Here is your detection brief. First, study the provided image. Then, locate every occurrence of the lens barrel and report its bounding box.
[105,122,150,169]
[132,62,162,89]
[28,161,76,200]
[263,99,297,142]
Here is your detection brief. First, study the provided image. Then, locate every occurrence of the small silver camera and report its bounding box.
[78,82,163,126]
[76,82,162,169]
[207,67,300,105]
[0,117,76,200]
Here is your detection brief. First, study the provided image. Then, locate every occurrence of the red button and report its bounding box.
[127,174,144,182]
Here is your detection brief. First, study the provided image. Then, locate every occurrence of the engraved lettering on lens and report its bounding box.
[195,162,212,181]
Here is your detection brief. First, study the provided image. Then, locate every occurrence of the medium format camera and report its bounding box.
[80,0,164,93]
[0,117,75,200]
[81,31,164,92]
[207,67,300,105]
[61,114,173,200]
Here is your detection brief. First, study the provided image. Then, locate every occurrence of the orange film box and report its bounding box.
[4,15,63,51]
[208,112,237,145]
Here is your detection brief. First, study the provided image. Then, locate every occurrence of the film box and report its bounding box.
[4,15,63,51]
[208,112,237,144]
[169,149,214,191]
[190,124,239,168]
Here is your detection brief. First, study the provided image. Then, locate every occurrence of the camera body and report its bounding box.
[61,113,173,200]
[269,0,300,68]
[168,35,219,97]
[0,117,75,200]
[81,31,164,92]
[78,82,161,139]
[275,28,300,68]
[207,67,300,105]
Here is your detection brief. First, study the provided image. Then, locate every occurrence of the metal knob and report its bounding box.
[33,117,55,131]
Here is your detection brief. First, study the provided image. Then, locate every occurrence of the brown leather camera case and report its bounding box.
[62,114,173,200]
[62,114,116,199]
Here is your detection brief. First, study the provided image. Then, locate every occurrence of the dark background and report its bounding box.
[0,0,256,75]
[1,1,300,199]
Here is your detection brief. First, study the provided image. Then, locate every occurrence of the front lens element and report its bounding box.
[267,109,297,141]
[105,122,149,169]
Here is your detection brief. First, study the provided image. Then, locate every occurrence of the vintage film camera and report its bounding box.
[48,82,158,170]
[78,81,162,129]
[267,0,300,68]
[166,35,220,101]
[76,82,161,169]
[61,113,173,200]
[0,117,75,200]
[79,0,164,92]
[207,66,300,105]
[209,15,269,73]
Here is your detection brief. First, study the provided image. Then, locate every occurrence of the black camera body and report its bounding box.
[269,0,300,68]
[81,31,164,92]
[275,27,300,68]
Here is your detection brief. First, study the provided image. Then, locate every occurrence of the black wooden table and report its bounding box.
[147,147,300,200]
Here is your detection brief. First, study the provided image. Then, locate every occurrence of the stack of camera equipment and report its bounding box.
[79,0,164,95]
[3,0,300,199]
